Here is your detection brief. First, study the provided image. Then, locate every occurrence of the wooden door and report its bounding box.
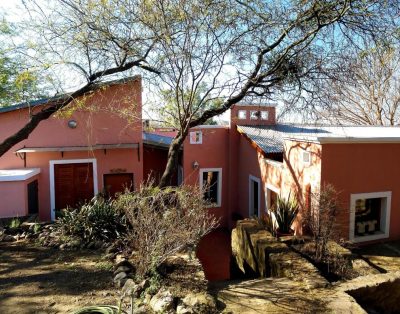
[104,173,134,198]
[28,180,39,214]
[54,163,94,210]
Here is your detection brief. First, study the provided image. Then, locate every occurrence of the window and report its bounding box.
[260,111,269,120]
[350,191,391,242]
[190,131,202,144]
[250,111,260,120]
[199,168,222,207]
[302,151,311,166]
[238,110,247,119]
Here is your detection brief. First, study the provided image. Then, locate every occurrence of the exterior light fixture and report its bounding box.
[68,119,78,129]
[192,161,199,169]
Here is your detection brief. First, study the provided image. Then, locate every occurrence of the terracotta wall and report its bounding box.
[0,174,40,218]
[143,146,169,185]
[0,79,143,168]
[0,79,143,220]
[183,127,230,228]
[235,136,322,234]
[235,134,266,220]
[230,104,276,127]
[321,143,400,241]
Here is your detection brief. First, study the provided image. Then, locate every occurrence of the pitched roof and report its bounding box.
[237,124,400,154]
[0,76,141,114]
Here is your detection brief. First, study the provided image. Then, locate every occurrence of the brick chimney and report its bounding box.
[230,104,276,127]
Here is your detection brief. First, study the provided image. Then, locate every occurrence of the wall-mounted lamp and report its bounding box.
[192,161,199,169]
[68,119,78,129]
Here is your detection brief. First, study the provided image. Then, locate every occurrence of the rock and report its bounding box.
[149,289,175,313]
[132,305,151,314]
[114,272,128,288]
[1,234,16,242]
[122,279,137,296]
[122,279,150,298]
[114,265,132,275]
[177,293,217,314]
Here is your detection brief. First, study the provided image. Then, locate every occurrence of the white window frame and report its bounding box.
[199,168,222,207]
[302,151,311,166]
[260,111,269,120]
[190,131,202,144]
[250,110,259,120]
[249,175,261,218]
[349,191,392,242]
[238,110,247,119]
[49,158,98,221]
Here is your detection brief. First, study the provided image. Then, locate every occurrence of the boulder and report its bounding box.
[149,289,175,313]
[0,234,16,242]
[177,292,217,314]
[114,271,128,288]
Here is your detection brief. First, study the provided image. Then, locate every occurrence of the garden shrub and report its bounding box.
[115,183,219,279]
[57,196,126,244]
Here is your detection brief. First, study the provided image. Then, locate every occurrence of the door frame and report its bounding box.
[248,175,261,218]
[49,158,98,221]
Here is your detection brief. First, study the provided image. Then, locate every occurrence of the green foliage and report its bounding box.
[57,196,126,243]
[9,217,21,229]
[271,193,299,234]
[32,223,41,234]
[0,20,42,107]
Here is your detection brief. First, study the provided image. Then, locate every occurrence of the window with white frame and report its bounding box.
[260,111,269,120]
[250,111,260,120]
[199,168,222,207]
[238,110,247,119]
[350,191,391,242]
[190,131,202,144]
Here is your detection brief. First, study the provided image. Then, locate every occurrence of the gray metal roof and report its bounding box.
[143,132,174,148]
[237,124,400,154]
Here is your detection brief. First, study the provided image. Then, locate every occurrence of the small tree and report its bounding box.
[115,183,219,279]
[303,184,343,261]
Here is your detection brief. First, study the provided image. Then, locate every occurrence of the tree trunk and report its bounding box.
[158,132,186,188]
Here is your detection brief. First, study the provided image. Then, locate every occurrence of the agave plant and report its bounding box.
[271,193,299,234]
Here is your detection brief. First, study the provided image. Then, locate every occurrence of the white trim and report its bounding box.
[49,158,98,221]
[238,110,247,120]
[199,168,222,207]
[260,111,269,120]
[349,191,392,243]
[265,184,280,212]
[0,168,40,182]
[249,175,261,218]
[250,111,259,120]
[189,131,203,144]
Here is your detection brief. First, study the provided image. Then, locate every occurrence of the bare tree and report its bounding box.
[313,45,400,125]
[0,0,398,188]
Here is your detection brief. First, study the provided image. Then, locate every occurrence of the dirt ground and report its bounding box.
[1,240,399,314]
[0,241,119,314]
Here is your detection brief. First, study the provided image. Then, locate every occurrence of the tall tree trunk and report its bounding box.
[158,132,186,188]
